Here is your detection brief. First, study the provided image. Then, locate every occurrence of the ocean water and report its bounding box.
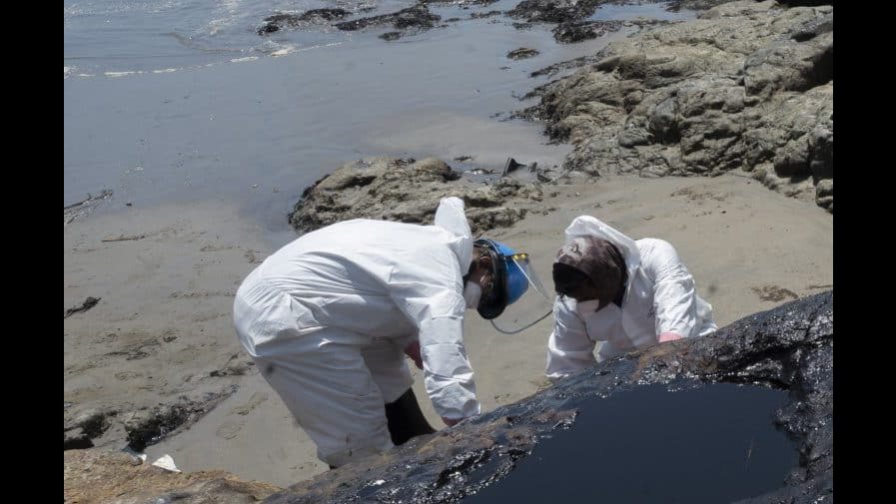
[64,0,696,234]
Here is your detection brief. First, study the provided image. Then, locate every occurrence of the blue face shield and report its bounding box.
[474,239,553,334]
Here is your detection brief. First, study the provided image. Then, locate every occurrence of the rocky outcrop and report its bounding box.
[521,1,833,211]
[258,5,443,41]
[266,291,833,503]
[288,157,545,235]
[507,47,540,60]
[254,1,833,211]
[508,0,608,25]
[334,6,441,33]
[257,0,682,44]
[257,9,350,34]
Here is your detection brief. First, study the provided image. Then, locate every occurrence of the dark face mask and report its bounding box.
[473,239,509,320]
[554,237,628,306]
[553,262,589,297]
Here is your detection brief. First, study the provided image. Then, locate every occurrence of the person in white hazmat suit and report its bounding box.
[545,215,718,381]
[233,197,539,468]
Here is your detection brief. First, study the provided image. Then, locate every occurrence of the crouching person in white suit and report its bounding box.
[546,216,717,382]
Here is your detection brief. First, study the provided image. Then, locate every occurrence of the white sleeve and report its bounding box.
[546,297,596,381]
[417,315,480,420]
[388,250,480,420]
[642,239,701,338]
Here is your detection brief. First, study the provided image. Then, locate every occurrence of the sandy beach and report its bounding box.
[63,168,833,488]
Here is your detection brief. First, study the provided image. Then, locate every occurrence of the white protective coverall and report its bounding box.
[233,197,480,466]
[546,216,717,381]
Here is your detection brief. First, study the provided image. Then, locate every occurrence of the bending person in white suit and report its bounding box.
[546,216,717,381]
[234,197,542,468]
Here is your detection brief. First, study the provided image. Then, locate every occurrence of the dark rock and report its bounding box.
[257,9,349,35]
[507,47,540,60]
[815,178,833,212]
[508,0,608,24]
[124,386,238,452]
[288,157,544,235]
[521,1,834,210]
[526,53,607,79]
[335,6,440,32]
[743,18,833,98]
[667,0,735,10]
[553,22,598,44]
[552,20,623,44]
[470,10,502,19]
[65,296,101,319]
[502,157,527,175]
[64,408,114,451]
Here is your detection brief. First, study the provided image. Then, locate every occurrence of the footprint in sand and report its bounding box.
[215,392,269,440]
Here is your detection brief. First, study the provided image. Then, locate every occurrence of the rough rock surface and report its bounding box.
[520,1,833,211]
[288,157,545,235]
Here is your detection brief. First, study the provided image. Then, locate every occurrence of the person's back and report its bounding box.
[235,218,466,356]
[231,197,546,468]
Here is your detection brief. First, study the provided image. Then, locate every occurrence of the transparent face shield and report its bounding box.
[489,252,555,335]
